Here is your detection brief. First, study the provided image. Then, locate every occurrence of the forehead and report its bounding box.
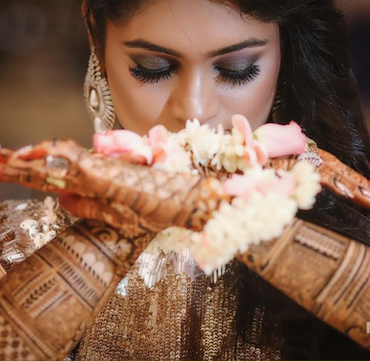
[106,0,279,57]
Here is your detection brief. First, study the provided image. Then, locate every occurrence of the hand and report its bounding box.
[1,139,230,232]
[59,192,136,230]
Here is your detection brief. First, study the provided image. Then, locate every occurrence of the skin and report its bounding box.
[61,0,281,218]
[103,0,281,134]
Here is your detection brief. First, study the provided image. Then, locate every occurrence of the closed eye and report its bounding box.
[215,64,261,88]
[129,62,261,88]
[129,64,178,84]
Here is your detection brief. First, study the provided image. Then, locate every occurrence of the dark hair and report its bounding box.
[83,0,370,359]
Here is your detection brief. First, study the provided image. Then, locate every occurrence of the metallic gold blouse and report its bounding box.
[74,249,284,361]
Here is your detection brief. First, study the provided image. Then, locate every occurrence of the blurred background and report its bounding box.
[0,0,369,200]
[0,0,91,199]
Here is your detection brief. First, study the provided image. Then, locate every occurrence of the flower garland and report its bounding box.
[94,114,321,274]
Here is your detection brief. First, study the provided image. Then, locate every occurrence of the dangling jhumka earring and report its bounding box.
[84,45,116,133]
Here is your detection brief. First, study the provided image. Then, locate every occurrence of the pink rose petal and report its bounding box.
[224,174,256,198]
[243,147,258,165]
[231,114,253,145]
[257,175,296,197]
[133,145,153,164]
[253,142,269,165]
[93,130,145,156]
[148,125,168,147]
[152,145,167,163]
[254,121,306,158]
[93,133,115,154]
[112,130,144,151]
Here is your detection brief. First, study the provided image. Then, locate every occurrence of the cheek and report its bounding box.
[112,82,169,133]
[105,51,169,135]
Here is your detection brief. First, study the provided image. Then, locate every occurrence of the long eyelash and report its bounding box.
[129,63,260,86]
[129,65,174,84]
[216,64,261,88]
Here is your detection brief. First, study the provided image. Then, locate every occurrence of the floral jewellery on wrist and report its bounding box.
[84,45,116,133]
[94,114,321,274]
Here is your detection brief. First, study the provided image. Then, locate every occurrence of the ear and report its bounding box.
[81,0,106,74]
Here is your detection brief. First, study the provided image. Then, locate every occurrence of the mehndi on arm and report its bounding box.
[252,146,370,350]
[0,145,225,361]
[1,138,370,355]
[237,218,370,351]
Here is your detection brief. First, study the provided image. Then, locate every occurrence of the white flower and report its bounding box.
[176,119,223,167]
[140,161,321,275]
[93,118,322,276]
[153,143,193,174]
[212,128,247,173]
[290,161,321,209]
[187,191,298,275]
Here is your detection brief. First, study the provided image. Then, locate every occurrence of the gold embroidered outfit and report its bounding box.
[74,250,284,361]
[0,198,370,360]
[1,137,370,360]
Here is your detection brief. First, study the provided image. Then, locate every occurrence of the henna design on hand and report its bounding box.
[237,219,370,351]
[1,139,370,356]
[267,143,370,209]
[2,139,370,213]
[0,140,230,231]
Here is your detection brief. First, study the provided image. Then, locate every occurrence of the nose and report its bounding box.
[170,70,220,124]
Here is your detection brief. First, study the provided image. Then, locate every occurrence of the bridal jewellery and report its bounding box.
[84,45,115,133]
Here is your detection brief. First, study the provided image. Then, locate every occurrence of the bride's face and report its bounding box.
[103,0,281,135]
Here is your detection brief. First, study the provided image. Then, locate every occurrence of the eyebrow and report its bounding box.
[124,39,183,58]
[209,38,269,57]
[123,38,269,58]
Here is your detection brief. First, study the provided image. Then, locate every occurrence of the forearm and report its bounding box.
[0,219,156,360]
[237,218,370,350]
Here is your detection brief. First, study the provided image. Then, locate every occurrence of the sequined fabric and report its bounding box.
[74,249,284,361]
[0,199,74,277]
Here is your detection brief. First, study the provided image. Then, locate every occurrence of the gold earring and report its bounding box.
[84,45,116,133]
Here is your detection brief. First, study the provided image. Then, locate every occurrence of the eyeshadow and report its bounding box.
[130,55,172,70]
